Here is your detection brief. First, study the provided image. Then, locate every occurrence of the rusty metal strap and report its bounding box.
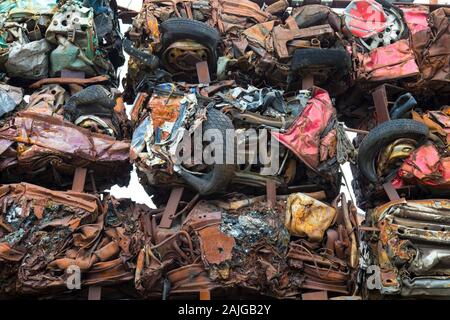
[373,85,390,124]
[159,187,184,229]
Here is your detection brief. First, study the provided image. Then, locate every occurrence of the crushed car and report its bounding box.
[361,198,450,298]
[129,82,352,206]
[122,0,354,101]
[0,182,149,298]
[0,0,131,191]
[135,191,359,299]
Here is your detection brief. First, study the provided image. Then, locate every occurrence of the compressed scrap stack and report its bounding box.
[0,0,145,299]
[123,0,450,300]
[124,0,362,300]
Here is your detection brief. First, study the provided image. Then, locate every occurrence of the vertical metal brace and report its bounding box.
[159,187,184,229]
[196,61,211,85]
[372,84,390,124]
[72,167,87,192]
[372,85,401,201]
[266,180,277,209]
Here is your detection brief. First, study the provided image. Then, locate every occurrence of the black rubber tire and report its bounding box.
[159,18,220,74]
[177,108,235,195]
[291,48,351,73]
[357,119,429,183]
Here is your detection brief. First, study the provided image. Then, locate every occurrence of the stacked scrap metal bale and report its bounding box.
[0,0,143,299]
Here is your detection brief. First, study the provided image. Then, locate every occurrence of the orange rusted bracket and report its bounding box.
[196,61,211,85]
[30,75,109,89]
[266,179,277,209]
[302,291,328,300]
[71,167,102,300]
[372,85,390,124]
[159,187,184,229]
[72,168,87,192]
[199,290,211,300]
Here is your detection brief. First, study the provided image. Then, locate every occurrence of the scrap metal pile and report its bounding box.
[0,0,449,300]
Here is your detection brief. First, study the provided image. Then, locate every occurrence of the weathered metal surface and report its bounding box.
[365,199,450,297]
[272,87,336,169]
[356,40,420,82]
[285,193,336,241]
[0,183,148,297]
[0,111,131,190]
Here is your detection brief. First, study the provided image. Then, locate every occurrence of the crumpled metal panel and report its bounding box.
[393,143,450,188]
[0,183,148,297]
[399,5,429,35]
[410,7,450,93]
[369,199,450,296]
[272,87,336,169]
[356,39,419,82]
[285,193,336,242]
[5,39,51,80]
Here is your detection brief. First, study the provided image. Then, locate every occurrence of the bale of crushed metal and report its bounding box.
[136,192,359,299]
[0,80,132,191]
[0,183,149,297]
[363,199,450,298]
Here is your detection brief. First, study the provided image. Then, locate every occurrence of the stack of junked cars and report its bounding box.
[0,0,449,300]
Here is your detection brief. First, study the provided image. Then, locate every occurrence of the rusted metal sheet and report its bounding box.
[272,87,336,169]
[285,193,336,241]
[198,225,235,265]
[356,39,420,82]
[0,112,131,190]
[365,199,450,297]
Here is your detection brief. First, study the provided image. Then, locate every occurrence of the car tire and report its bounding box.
[159,18,220,74]
[291,48,351,73]
[357,119,429,183]
[177,108,235,195]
